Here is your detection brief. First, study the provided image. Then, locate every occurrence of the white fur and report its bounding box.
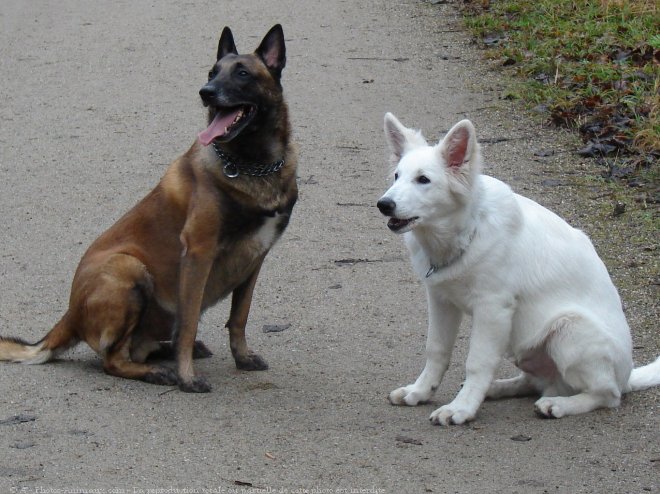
[255,214,282,252]
[379,113,660,424]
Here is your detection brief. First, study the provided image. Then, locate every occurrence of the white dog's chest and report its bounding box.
[425,279,476,315]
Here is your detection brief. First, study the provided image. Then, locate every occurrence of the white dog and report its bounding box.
[377,113,660,425]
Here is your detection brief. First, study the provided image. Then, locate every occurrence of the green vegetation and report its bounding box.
[462,0,659,186]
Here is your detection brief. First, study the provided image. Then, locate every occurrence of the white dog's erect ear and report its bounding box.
[383,112,427,163]
[438,120,481,199]
[440,119,477,169]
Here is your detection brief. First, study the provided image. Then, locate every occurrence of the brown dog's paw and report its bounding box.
[178,375,212,393]
[148,340,213,361]
[192,341,214,359]
[143,366,179,386]
[235,352,269,371]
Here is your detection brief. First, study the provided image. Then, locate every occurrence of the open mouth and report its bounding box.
[387,216,418,233]
[198,104,256,146]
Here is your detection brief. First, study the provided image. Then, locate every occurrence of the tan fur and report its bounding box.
[0,338,46,363]
[0,25,297,392]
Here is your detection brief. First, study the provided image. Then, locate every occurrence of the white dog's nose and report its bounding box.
[377,197,396,216]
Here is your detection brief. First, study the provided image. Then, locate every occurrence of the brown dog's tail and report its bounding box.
[0,314,78,365]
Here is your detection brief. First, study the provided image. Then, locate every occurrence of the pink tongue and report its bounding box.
[198,108,242,146]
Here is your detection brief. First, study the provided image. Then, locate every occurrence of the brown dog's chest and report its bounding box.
[200,209,290,309]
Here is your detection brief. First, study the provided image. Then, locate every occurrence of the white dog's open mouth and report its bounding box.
[387,217,418,233]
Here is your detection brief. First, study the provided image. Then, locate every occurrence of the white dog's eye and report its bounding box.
[417,175,430,184]
[394,173,399,181]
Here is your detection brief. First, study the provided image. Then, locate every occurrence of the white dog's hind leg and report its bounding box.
[534,363,622,418]
[533,315,626,418]
[535,392,620,418]
[486,373,538,400]
[389,297,462,406]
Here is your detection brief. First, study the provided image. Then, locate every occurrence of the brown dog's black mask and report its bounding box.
[198,24,286,145]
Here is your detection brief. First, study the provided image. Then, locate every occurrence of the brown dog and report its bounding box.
[0,24,297,393]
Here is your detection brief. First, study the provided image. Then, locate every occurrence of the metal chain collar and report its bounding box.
[212,142,285,178]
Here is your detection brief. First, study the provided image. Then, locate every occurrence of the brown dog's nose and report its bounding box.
[377,197,396,216]
[199,85,215,106]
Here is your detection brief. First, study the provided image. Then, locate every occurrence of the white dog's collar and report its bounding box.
[425,228,476,278]
[426,257,459,278]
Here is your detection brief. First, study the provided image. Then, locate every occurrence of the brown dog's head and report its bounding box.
[198,24,286,146]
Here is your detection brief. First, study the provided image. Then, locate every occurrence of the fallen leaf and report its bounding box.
[262,323,291,333]
[612,201,626,217]
[541,179,564,187]
[10,441,35,449]
[396,435,423,446]
[577,142,617,157]
[534,149,555,157]
[0,414,37,426]
[483,33,503,46]
[510,435,532,442]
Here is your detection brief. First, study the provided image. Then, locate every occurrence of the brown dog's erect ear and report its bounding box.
[255,24,286,79]
[217,26,238,60]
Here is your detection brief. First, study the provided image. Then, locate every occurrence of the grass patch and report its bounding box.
[462,0,659,190]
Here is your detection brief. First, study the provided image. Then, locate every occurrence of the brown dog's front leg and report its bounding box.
[226,255,269,371]
[174,244,215,393]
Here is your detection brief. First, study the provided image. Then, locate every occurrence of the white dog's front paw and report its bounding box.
[388,385,432,406]
[429,404,475,426]
[534,397,566,418]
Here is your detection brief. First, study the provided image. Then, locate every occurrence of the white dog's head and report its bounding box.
[377,113,482,234]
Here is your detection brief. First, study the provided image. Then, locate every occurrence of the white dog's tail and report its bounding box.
[625,356,660,392]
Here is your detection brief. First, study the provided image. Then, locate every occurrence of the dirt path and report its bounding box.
[1,1,657,492]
